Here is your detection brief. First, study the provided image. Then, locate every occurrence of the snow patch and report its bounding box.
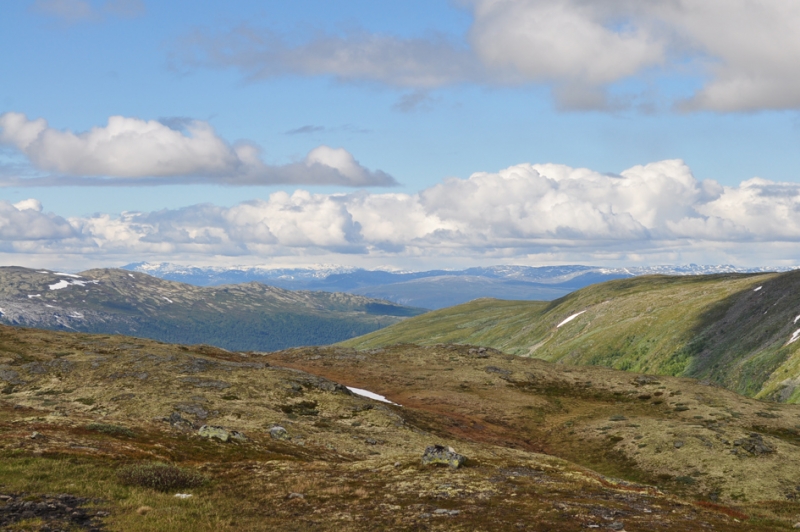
[790,329,800,345]
[55,272,81,278]
[49,279,99,290]
[128,274,134,278]
[346,386,400,406]
[754,286,762,292]
[557,311,586,328]
[28,294,41,298]
[37,271,49,274]
[45,304,55,308]
[162,297,173,303]
[794,315,800,325]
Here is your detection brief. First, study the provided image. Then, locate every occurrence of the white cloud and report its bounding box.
[0,200,74,241]
[175,1,800,112]
[4,160,800,267]
[0,113,396,187]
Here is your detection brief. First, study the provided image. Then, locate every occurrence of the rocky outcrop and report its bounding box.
[733,433,774,455]
[270,426,291,440]
[422,445,466,469]
[198,425,247,443]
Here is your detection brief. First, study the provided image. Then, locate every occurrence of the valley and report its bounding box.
[0,267,425,352]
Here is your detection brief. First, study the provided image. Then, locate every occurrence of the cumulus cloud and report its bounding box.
[174,1,800,112]
[5,160,800,266]
[0,112,396,187]
[0,200,75,241]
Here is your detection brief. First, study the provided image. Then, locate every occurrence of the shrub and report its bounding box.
[117,463,206,492]
[86,423,135,438]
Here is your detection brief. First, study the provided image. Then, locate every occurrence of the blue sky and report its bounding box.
[2,0,800,270]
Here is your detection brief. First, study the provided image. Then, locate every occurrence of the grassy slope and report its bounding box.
[0,267,425,351]
[341,271,800,402]
[3,324,800,529]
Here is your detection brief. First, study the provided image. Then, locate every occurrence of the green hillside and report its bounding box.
[341,271,800,402]
[0,267,426,351]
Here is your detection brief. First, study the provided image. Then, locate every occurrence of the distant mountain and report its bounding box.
[0,267,425,351]
[341,270,800,403]
[124,262,794,309]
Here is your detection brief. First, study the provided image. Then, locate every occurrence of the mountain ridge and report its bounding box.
[0,266,425,351]
[124,262,797,309]
[341,271,800,403]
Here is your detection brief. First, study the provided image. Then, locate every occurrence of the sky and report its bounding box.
[2,0,800,271]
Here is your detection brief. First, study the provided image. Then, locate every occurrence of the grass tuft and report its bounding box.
[117,462,206,492]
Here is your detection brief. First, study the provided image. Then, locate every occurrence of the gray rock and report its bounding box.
[422,445,467,469]
[270,426,291,441]
[198,425,245,443]
[168,412,196,430]
[175,403,209,420]
[737,433,774,455]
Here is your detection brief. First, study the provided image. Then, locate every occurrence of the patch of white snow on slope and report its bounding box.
[49,279,99,290]
[754,286,762,292]
[346,386,401,406]
[790,329,800,345]
[794,315,800,325]
[557,311,586,328]
[28,294,41,298]
[55,272,81,278]
[162,297,173,303]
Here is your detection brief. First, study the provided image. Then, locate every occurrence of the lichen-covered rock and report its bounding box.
[270,426,291,440]
[733,433,774,455]
[422,445,466,469]
[197,425,247,443]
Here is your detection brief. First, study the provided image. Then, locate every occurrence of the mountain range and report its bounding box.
[0,267,424,352]
[124,262,794,309]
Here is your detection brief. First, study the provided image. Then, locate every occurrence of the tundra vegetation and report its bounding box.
[2,324,800,530]
[342,271,800,403]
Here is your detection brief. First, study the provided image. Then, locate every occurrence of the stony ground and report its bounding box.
[1,324,799,530]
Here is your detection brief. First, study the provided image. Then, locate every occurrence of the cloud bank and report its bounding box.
[176,0,800,111]
[0,113,396,187]
[5,160,800,267]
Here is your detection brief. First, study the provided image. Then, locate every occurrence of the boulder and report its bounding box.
[270,426,291,441]
[198,425,247,443]
[422,445,466,469]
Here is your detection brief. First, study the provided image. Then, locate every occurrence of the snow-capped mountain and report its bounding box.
[123,262,796,310]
